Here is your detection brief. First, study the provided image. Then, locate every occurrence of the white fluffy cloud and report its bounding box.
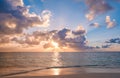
[0,0,51,35]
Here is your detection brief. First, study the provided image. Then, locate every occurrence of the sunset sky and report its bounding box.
[0,0,120,52]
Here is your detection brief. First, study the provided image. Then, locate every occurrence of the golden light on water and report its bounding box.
[52,52,60,66]
[53,68,60,75]
[51,52,61,75]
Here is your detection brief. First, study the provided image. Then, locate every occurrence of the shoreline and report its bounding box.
[5,73,120,78]
[1,67,120,78]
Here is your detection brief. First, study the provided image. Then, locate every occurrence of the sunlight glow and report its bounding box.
[51,41,59,48]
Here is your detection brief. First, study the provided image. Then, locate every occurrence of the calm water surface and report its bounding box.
[0,52,120,76]
[0,52,120,68]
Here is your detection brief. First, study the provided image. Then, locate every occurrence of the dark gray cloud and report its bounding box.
[89,22,99,28]
[72,29,86,35]
[62,27,93,50]
[102,44,111,48]
[95,46,100,49]
[57,28,70,40]
[94,37,120,49]
[51,27,92,50]
[106,38,120,44]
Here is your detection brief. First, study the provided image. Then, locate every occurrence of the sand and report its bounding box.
[1,67,120,78]
[3,73,120,78]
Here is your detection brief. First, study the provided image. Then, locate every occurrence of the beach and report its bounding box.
[1,52,120,78]
[1,67,120,78]
[5,73,120,78]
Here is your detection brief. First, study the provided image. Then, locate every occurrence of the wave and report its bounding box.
[0,64,108,77]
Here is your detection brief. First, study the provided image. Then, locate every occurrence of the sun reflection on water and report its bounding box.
[51,52,62,75]
[52,68,60,75]
[52,52,61,66]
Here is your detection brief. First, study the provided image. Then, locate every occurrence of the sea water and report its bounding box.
[0,52,120,76]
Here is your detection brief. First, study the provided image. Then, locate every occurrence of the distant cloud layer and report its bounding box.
[102,44,111,48]
[106,38,120,44]
[11,25,93,51]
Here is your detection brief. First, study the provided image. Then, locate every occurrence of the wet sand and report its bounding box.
[1,67,120,78]
[4,73,120,78]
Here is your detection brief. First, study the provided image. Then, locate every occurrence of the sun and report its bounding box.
[51,41,59,48]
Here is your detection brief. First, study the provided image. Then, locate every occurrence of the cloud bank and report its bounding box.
[11,25,93,51]
[0,0,51,35]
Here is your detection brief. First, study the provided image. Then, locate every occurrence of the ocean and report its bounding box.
[0,52,120,77]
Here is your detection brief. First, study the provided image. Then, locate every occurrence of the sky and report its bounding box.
[0,0,120,52]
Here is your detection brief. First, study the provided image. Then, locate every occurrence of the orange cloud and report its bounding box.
[105,16,116,28]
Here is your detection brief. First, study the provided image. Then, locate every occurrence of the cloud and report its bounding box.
[85,11,95,21]
[0,0,118,52]
[11,30,57,46]
[102,44,111,48]
[85,0,113,20]
[7,0,24,7]
[12,35,40,45]
[105,16,116,28]
[11,25,93,51]
[55,28,70,40]
[0,36,10,44]
[0,0,52,52]
[106,38,120,44]
[94,37,120,51]
[0,0,51,35]
[89,22,100,28]
[72,25,86,35]
[52,26,92,50]
[85,0,113,13]
[88,16,116,29]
